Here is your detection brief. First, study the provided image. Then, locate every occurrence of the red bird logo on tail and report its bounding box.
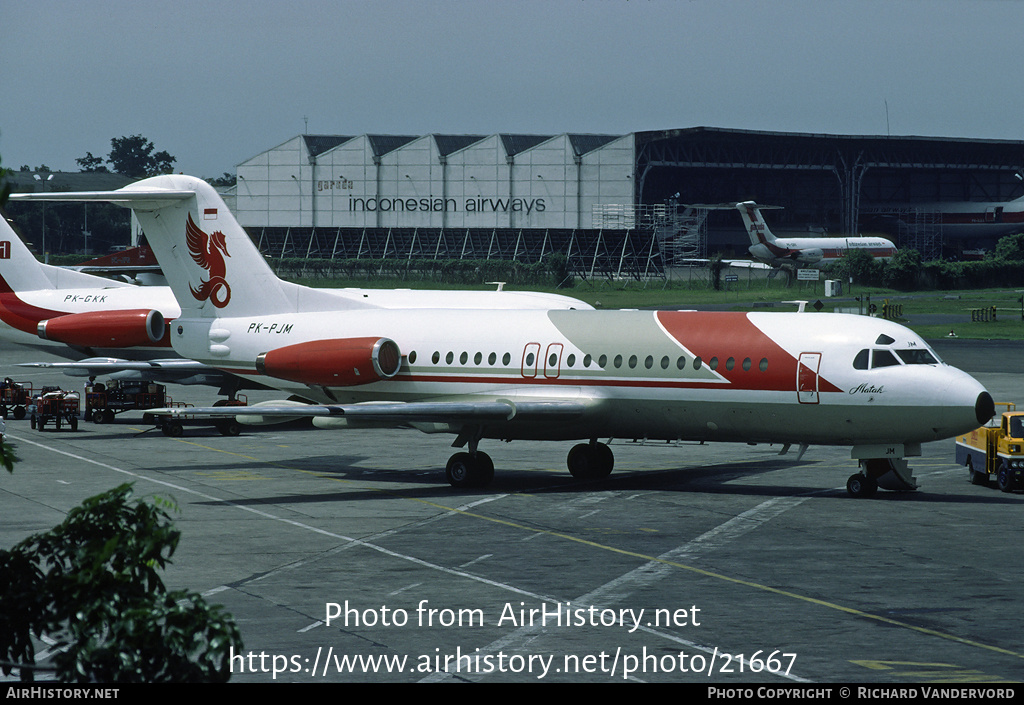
[185,213,231,308]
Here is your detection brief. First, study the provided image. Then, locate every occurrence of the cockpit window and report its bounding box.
[854,346,941,370]
[875,334,896,345]
[853,349,870,370]
[871,349,901,368]
[896,349,939,365]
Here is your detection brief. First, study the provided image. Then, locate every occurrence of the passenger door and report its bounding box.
[797,352,821,404]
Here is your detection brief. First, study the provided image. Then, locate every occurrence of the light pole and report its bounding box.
[33,173,54,261]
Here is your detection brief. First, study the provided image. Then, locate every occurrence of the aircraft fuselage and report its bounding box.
[169,308,988,448]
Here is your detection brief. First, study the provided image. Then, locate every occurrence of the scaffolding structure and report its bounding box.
[887,207,944,261]
[592,203,709,265]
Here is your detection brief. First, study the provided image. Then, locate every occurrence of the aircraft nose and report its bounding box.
[975,391,995,425]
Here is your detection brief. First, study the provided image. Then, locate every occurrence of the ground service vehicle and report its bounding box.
[955,402,1024,492]
[85,380,168,423]
[30,387,80,432]
[1,378,33,420]
[155,399,245,437]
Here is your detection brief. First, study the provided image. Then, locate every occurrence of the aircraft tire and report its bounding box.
[846,473,877,498]
[216,419,242,436]
[567,443,614,480]
[997,467,1013,493]
[162,421,184,438]
[445,452,494,489]
[475,452,494,487]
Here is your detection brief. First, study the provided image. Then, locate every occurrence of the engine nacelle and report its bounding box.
[255,337,401,387]
[37,309,168,348]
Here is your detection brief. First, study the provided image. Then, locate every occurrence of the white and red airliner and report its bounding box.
[736,201,897,268]
[13,177,994,497]
[861,195,1024,241]
[0,214,590,394]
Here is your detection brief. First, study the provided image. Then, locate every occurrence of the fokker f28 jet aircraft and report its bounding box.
[733,201,897,269]
[0,213,591,394]
[14,177,993,497]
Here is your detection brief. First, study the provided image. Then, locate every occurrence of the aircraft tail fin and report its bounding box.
[10,175,359,318]
[736,201,780,247]
[0,212,132,293]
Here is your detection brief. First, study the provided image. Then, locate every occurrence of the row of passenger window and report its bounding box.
[407,350,770,373]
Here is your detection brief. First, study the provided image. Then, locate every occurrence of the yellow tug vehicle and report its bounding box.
[956,402,1024,492]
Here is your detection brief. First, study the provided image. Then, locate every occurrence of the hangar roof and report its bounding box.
[636,127,1024,170]
[293,133,629,161]
[430,135,486,156]
[302,135,355,159]
[366,135,421,158]
[499,134,554,156]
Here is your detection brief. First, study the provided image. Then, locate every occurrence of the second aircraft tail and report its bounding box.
[10,175,361,319]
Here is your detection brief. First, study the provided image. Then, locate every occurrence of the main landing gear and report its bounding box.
[445,451,494,489]
[566,441,614,480]
[443,440,615,489]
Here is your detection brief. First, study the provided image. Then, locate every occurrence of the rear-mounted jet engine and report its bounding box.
[255,337,401,386]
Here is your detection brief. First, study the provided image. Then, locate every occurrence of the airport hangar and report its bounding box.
[227,128,1024,278]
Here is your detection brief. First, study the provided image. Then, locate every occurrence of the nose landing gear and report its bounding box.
[847,457,918,498]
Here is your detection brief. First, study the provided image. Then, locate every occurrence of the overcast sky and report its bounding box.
[2,0,1022,179]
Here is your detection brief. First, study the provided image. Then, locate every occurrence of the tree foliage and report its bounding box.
[75,151,108,172]
[881,247,922,290]
[105,135,176,177]
[993,232,1024,262]
[0,483,242,682]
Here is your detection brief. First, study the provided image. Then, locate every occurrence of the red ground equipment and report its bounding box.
[30,387,80,431]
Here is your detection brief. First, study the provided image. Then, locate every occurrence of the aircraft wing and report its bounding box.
[151,399,587,424]
[16,357,251,387]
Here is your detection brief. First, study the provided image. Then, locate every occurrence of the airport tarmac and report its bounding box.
[1,338,1023,684]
